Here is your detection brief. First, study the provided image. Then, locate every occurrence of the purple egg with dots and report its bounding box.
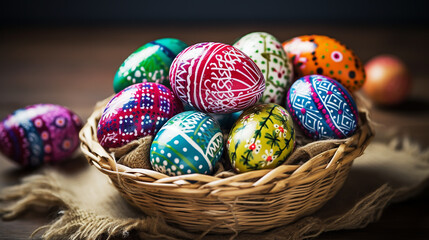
[0,104,82,168]
[286,75,358,139]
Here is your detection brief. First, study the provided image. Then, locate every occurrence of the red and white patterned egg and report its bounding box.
[97,82,183,149]
[169,42,265,114]
[0,104,82,168]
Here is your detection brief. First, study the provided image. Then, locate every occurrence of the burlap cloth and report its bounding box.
[1,131,429,239]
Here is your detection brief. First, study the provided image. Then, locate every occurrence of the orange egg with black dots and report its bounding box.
[282,35,366,92]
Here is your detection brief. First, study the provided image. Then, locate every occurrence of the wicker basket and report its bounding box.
[79,96,374,234]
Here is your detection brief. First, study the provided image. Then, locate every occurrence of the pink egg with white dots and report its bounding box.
[97,82,183,150]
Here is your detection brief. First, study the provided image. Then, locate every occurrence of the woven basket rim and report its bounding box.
[79,95,374,198]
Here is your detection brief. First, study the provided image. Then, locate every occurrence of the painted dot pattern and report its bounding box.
[0,104,82,167]
[97,82,184,149]
[282,35,366,92]
[150,111,223,176]
[286,75,358,140]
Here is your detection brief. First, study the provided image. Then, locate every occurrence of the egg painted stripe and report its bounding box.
[329,79,359,124]
[162,125,213,171]
[242,105,277,164]
[151,151,181,173]
[205,132,223,158]
[196,43,224,111]
[6,128,23,164]
[149,41,176,60]
[309,77,346,137]
[188,46,201,111]
[194,115,210,136]
[8,107,50,125]
[153,141,199,173]
[306,77,343,138]
[287,88,315,138]
[261,35,270,82]
[314,77,356,137]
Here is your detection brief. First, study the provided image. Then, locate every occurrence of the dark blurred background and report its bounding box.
[1,0,428,26]
[0,0,429,117]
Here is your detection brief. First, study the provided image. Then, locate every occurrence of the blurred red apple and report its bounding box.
[363,55,412,106]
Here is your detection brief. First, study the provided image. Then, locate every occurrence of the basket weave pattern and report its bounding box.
[79,97,374,234]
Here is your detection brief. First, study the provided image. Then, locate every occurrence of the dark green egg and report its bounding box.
[113,38,188,93]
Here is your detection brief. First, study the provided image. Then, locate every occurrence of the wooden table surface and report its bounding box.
[0,23,428,239]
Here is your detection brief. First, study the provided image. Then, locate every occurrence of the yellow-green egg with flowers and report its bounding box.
[227,103,295,173]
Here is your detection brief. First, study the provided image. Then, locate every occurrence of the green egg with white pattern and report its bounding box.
[113,38,188,93]
[233,32,293,104]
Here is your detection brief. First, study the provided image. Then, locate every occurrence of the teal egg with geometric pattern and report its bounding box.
[113,38,188,93]
[150,111,223,176]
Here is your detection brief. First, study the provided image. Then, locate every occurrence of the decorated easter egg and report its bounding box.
[0,104,82,168]
[97,82,183,149]
[113,38,188,93]
[286,75,358,140]
[233,32,293,104]
[227,104,295,173]
[169,42,265,114]
[283,35,365,92]
[150,111,223,176]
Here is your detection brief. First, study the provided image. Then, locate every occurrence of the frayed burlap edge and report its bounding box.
[0,171,197,240]
[2,135,429,240]
[2,171,423,240]
[32,210,194,240]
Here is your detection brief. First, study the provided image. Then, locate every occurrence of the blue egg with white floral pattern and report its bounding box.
[286,75,359,139]
[150,111,223,176]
